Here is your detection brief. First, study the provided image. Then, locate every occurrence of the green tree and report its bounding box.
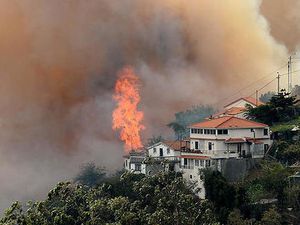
[227,209,248,225]
[260,207,281,225]
[1,172,219,225]
[168,105,216,139]
[202,169,236,224]
[74,162,106,187]
[259,91,276,103]
[246,91,299,125]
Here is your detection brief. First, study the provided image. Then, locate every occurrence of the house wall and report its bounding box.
[147,143,180,158]
[224,99,255,109]
[180,158,207,199]
[190,127,270,140]
[189,127,271,159]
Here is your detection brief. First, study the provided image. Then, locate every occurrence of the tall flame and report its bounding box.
[112,66,145,152]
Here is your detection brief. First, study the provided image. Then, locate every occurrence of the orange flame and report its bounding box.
[112,66,145,152]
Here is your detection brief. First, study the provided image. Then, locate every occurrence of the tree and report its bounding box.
[74,162,106,187]
[260,207,281,225]
[202,169,236,224]
[0,172,220,225]
[168,105,216,139]
[259,91,276,103]
[227,209,248,225]
[246,90,299,125]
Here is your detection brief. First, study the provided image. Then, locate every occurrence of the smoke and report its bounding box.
[0,0,297,212]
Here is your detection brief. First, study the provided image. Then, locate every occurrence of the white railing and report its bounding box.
[180,165,194,169]
[147,156,180,162]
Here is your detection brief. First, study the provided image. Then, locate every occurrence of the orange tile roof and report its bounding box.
[224,97,263,108]
[210,107,245,118]
[190,116,268,129]
[160,140,189,151]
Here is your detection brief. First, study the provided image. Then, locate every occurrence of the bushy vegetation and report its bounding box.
[0,172,218,225]
[202,161,299,224]
[259,91,276,103]
[168,105,216,139]
[246,91,299,126]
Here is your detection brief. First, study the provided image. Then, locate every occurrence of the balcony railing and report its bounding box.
[145,156,180,162]
[180,164,194,169]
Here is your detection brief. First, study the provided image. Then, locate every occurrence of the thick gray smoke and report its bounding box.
[0,0,298,211]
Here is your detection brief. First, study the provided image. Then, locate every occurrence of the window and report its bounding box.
[195,141,199,150]
[184,158,188,165]
[211,129,216,135]
[217,129,228,135]
[264,128,268,136]
[200,160,204,167]
[167,148,170,154]
[208,142,213,150]
[195,160,199,166]
[200,129,203,134]
[159,148,163,157]
[136,164,141,171]
[206,160,211,167]
[190,175,193,179]
[153,148,157,153]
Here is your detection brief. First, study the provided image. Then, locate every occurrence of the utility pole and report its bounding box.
[288,56,292,92]
[255,90,258,106]
[277,72,280,94]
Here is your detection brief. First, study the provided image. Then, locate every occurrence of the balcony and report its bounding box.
[180,164,194,169]
[145,156,180,163]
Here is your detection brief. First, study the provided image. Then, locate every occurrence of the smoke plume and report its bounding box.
[0,0,298,212]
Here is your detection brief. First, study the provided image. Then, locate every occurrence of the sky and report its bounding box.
[0,0,299,212]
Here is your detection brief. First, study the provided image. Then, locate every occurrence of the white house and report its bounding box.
[145,140,186,173]
[179,116,272,198]
[124,151,146,174]
[224,97,263,109]
[188,116,271,159]
[211,97,263,119]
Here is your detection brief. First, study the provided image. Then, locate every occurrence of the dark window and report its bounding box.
[159,148,163,157]
[264,128,268,136]
[200,129,203,134]
[136,164,141,171]
[167,148,170,154]
[195,160,199,166]
[212,130,216,134]
[208,142,213,150]
[190,175,193,179]
[184,158,187,165]
[195,141,199,149]
[223,129,228,134]
[153,148,157,153]
[217,129,222,135]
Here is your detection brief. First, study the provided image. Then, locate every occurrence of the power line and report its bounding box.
[213,63,287,106]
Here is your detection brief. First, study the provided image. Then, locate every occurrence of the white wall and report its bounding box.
[147,143,180,158]
[225,99,255,109]
[181,158,207,199]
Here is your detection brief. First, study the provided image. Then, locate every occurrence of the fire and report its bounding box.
[112,66,145,152]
